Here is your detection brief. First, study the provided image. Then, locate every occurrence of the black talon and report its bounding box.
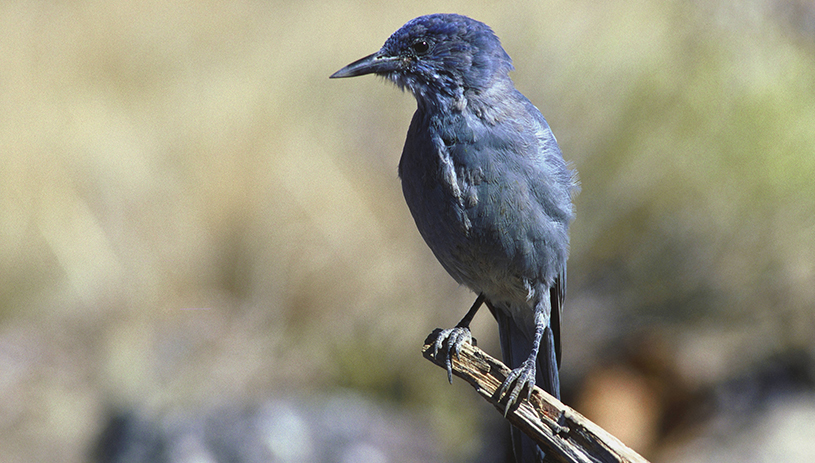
[432,294,485,384]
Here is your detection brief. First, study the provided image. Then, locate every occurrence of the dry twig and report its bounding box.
[423,329,650,463]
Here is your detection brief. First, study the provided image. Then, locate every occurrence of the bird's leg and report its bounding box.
[432,293,485,384]
[498,307,547,416]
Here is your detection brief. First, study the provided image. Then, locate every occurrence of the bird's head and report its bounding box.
[331,14,514,105]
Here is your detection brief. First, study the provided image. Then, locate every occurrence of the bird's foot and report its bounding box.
[431,326,474,384]
[497,358,536,416]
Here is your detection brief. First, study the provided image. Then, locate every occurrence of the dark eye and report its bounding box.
[411,40,430,55]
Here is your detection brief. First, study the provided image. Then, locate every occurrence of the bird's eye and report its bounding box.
[411,40,430,55]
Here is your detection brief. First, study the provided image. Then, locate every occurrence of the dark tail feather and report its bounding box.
[490,305,560,463]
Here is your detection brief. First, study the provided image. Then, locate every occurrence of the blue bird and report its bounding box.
[331,14,577,462]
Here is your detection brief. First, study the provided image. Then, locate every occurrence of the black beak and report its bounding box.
[330,52,400,78]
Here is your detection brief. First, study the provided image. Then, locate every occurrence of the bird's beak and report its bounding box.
[330,51,400,78]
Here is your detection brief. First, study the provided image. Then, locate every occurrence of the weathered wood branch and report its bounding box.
[422,329,650,463]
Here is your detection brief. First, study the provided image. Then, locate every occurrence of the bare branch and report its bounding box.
[422,329,651,463]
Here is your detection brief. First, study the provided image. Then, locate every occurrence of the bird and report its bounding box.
[331,14,577,462]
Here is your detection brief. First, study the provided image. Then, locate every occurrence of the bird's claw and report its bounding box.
[431,326,473,384]
[497,359,536,416]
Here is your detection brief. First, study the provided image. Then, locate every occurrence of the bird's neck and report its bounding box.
[413,84,466,114]
[415,78,518,122]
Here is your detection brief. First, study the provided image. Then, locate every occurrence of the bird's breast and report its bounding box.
[399,114,507,293]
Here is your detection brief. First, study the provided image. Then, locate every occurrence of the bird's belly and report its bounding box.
[402,173,537,306]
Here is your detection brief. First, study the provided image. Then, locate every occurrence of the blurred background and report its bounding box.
[1,0,814,462]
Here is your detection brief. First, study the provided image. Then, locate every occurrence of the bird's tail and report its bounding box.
[490,305,560,463]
